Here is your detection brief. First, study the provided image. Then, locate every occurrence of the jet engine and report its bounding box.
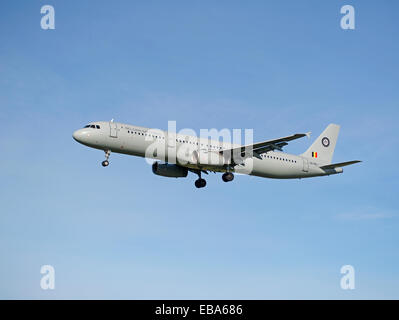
[152,162,188,178]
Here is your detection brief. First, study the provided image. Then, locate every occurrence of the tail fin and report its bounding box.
[301,124,340,164]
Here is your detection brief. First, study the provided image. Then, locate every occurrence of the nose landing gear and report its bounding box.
[102,160,109,167]
[102,150,111,167]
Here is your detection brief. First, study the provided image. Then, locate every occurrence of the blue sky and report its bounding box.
[0,0,398,299]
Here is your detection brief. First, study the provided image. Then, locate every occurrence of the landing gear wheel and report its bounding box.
[195,178,207,188]
[102,160,109,167]
[222,172,234,182]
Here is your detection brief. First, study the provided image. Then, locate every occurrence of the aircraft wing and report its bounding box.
[220,132,310,161]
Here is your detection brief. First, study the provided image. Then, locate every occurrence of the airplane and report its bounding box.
[72,121,361,188]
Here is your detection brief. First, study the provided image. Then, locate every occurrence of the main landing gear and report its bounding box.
[194,171,234,188]
[194,171,207,188]
[222,172,234,182]
[102,150,110,167]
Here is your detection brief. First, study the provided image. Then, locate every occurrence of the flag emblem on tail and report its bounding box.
[312,152,318,158]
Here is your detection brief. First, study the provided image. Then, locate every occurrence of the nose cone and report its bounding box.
[73,129,85,143]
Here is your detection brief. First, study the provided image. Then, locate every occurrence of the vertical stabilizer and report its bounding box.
[301,124,340,164]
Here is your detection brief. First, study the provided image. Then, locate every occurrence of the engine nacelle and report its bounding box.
[152,162,188,178]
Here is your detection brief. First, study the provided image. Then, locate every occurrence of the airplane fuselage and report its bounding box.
[73,121,342,180]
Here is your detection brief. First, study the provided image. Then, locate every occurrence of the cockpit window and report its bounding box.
[83,124,100,129]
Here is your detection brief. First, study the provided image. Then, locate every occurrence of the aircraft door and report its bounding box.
[302,158,309,172]
[109,121,118,138]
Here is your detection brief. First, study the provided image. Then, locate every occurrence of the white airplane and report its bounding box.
[72,121,361,188]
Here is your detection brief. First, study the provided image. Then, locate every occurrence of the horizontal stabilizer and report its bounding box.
[320,160,362,170]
